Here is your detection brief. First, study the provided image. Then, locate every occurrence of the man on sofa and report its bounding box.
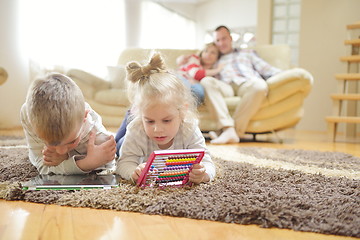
[201,25,282,144]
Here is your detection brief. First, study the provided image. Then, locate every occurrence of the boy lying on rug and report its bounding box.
[115,53,216,184]
[20,73,117,175]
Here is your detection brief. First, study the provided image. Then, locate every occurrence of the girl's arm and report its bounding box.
[204,63,224,77]
[183,125,216,182]
[116,121,146,181]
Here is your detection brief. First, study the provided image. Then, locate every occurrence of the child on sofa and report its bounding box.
[116,53,215,184]
[177,42,223,84]
[20,73,117,175]
[176,42,223,105]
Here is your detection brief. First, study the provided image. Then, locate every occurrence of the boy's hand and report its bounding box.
[77,131,116,171]
[189,163,210,184]
[42,146,68,166]
[131,163,146,182]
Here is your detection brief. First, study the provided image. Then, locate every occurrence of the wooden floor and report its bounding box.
[0,128,359,240]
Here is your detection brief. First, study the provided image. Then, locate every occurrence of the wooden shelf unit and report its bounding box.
[326,22,360,141]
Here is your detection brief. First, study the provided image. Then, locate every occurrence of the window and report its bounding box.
[140,1,196,49]
[18,0,196,76]
[19,0,125,76]
[204,26,256,49]
[272,0,301,66]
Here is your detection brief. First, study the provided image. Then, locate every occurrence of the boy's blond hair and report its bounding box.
[26,73,85,145]
[126,53,197,122]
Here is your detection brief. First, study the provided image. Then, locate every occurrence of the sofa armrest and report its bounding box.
[267,68,313,90]
[266,68,314,104]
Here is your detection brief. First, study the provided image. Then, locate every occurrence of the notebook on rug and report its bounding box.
[22,174,120,190]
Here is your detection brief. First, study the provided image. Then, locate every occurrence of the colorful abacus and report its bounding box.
[136,149,205,188]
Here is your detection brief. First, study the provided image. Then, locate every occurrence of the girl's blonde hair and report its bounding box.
[199,42,221,63]
[127,53,197,122]
[26,73,85,145]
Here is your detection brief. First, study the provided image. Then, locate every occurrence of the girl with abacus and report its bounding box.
[116,53,216,184]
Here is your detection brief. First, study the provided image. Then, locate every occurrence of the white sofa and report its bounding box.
[67,45,313,134]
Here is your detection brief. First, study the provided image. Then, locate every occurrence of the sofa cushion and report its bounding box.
[67,69,110,90]
[107,65,127,89]
[253,44,291,70]
[224,97,241,111]
[117,48,198,70]
[87,99,129,117]
[73,78,96,99]
[94,89,130,107]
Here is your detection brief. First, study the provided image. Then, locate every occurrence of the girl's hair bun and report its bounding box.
[126,53,166,83]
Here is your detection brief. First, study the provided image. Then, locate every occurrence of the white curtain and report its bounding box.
[18,0,197,77]
[19,0,125,76]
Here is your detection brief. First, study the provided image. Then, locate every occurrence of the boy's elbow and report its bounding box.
[36,164,51,175]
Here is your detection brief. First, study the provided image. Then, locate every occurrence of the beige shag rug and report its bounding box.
[0,137,359,238]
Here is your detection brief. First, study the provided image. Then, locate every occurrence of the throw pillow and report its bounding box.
[107,65,127,89]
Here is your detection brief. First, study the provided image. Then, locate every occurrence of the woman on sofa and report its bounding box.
[176,42,223,105]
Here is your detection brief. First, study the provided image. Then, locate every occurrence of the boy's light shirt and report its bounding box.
[116,118,216,181]
[20,103,115,175]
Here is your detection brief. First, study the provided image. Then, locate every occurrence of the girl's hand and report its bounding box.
[132,163,146,182]
[189,163,210,184]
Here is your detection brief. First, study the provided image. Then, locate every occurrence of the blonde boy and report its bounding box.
[20,73,116,175]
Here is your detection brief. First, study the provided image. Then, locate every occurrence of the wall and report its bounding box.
[257,0,360,132]
[157,2,197,21]
[297,0,360,132]
[157,0,258,47]
[125,0,142,48]
[195,0,257,47]
[256,0,272,45]
[0,0,29,129]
